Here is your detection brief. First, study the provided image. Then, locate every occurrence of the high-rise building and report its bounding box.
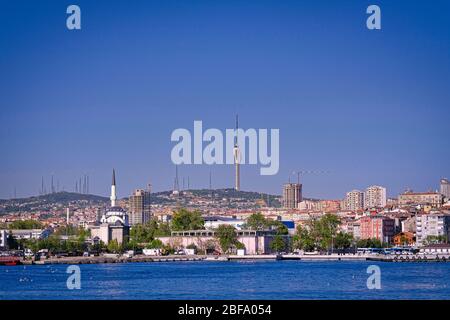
[129,189,151,225]
[282,183,302,209]
[364,186,387,209]
[440,178,450,199]
[345,190,364,211]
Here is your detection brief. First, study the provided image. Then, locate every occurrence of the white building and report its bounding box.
[364,185,387,209]
[416,213,450,246]
[204,216,245,230]
[0,230,7,248]
[8,229,52,240]
[345,190,364,211]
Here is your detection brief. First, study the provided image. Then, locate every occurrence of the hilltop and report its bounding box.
[0,189,282,215]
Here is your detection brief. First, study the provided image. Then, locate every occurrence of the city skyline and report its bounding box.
[1,169,447,201]
[1,1,450,199]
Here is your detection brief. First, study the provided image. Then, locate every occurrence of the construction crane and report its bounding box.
[291,170,331,184]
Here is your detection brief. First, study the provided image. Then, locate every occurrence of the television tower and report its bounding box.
[173,165,180,193]
[233,114,241,191]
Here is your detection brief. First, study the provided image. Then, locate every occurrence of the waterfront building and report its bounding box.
[364,186,387,209]
[441,178,450,199]
[282,183,302,209]
[345,190,364,211]
[157,229,282,255]
[0,230,7,248]
[89,170,130,245]
[129,189,151,226]
[415,213,450,246]
[359,215,395,243]
[204,216,245,230]
[398,191,443,208]
[393,231,415,246]
[7,228,52,240]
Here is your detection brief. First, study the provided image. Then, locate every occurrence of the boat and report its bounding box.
[0,256,21,266]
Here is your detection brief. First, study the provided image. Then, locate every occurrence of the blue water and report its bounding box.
[1,261,449,300]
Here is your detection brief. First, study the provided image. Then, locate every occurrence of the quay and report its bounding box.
[21,255,205,265]
[367,254,450,262]
[10,254,450,266]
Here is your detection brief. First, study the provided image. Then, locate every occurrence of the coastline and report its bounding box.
[8,253,450,266]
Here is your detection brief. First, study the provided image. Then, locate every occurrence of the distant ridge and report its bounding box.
[0,189,282,213]
[0,191,109,204]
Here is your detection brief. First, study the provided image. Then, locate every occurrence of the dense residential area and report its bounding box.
[1,178,450,262]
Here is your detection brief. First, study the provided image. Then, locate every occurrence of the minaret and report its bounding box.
[233,115,241,191]
[110,169,117,207]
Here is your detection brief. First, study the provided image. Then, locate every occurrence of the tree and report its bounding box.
[270,235,286,253]
[6,231,19,249]
[292,225,315,251]
[334,232,353,249]
[130,219,172,243]
[125,239,139,251]
[8,220,43,230]
[356,238,383,248]
[107,239,121,253]
[171,208,204,231]
[246,213,268,230]
[235,242,245,250]
[245,213,289,235]
[271,221,289,235]
[215,225,238,254]
[153,222,171,237]
[317,214,341,250]
[146,239,164,249]
[425,235,447,245]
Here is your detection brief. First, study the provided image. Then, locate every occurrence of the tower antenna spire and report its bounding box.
[110,169,117,207]
[233,114,241,191]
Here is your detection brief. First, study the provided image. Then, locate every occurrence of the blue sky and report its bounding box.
[0,0,449,199]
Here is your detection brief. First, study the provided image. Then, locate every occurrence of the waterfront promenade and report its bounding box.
[14,253,450,265]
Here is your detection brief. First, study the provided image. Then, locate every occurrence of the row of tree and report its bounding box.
[292,214,388,251]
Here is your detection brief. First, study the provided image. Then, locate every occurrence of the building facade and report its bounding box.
[158,230,282,255]
[415,213,450,246]
[398,192,443,208]
[0,230,7,248]
[128,189,151,226]
[360,216,395,243]
[441,178,450,199]
[345,190,364,211]
[282,183,302,209]
[393,231,415,246]
[364,186,387,209]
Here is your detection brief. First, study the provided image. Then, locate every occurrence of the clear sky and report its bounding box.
[1,0,449,199]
